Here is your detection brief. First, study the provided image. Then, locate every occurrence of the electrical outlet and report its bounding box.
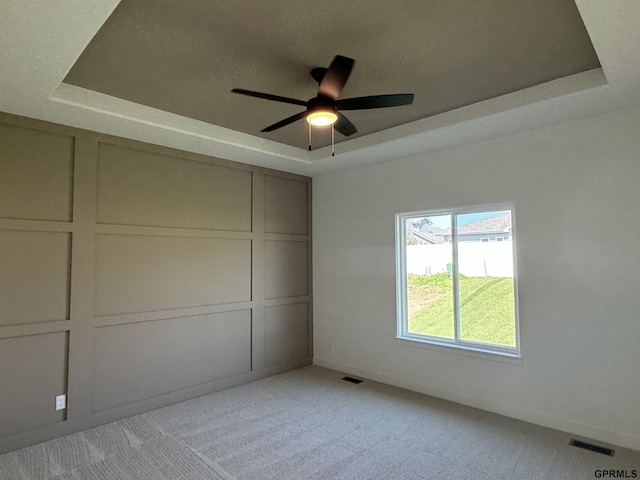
[55,394,66,411]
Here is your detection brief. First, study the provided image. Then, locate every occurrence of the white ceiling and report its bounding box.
[1,1,639,176]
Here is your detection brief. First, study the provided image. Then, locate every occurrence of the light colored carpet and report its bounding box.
[1,366,638,479]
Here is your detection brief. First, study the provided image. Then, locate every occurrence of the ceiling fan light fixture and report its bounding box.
[306,109,337,127]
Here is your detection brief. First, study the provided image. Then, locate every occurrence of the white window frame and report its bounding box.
[395,203,521,359]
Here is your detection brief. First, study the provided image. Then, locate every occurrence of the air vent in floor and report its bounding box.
[569,439,614,456]
[342,376,363,384]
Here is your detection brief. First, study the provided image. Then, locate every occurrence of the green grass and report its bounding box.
[407,273,516,347]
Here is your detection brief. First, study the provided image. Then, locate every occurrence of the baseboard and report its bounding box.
[313,356,640,452]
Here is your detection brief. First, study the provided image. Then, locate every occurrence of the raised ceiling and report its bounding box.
[2,1,640,175]
[64,0,599,151]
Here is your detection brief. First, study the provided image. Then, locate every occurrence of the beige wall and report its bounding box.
[0,113,312,453]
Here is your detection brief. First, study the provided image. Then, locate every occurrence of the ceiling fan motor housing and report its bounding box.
[307,95,336,114]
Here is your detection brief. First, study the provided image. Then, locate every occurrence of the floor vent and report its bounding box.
[569,439,614,457]
[342,376,363,384]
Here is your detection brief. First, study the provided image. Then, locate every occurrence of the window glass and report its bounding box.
[397,206,519,356]
[405,215,453,339]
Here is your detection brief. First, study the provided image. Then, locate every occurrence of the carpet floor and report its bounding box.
[1,366,638,479]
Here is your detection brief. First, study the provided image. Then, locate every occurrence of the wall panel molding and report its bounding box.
[264,174,309,235]
[93,234,252,316]
[0,332,69,437]
[0,112,311,454]
[0,230,72,326]
[0,123,74,222]
[264,240,309,300]
[91,310,252,412]
[264,302,310,367]
[96,142,252,231]
[96,224,253,239]
[93,302,254,328]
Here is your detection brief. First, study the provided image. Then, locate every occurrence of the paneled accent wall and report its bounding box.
[0,113,312,454]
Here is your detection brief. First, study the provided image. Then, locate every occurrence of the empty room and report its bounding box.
[1,1,639,479]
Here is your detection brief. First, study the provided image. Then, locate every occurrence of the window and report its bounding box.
[396,205,519,357]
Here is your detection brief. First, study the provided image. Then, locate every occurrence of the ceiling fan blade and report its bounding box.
[334,112,357,137]
[261,111,308,132]
[336,93,414,110]
[231,88,307,107]
[318,55,355,100]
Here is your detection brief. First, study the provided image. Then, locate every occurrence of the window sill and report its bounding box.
[395,335,523,366]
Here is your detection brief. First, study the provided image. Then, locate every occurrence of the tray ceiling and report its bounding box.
[3,1,640,175]
[64,0,600,151]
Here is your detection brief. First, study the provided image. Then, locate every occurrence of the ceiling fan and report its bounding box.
[231,55,414,150]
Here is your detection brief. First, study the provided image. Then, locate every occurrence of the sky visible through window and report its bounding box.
[428,212,496,229]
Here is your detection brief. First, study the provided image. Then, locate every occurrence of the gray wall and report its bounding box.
[0,113,312,453]
[313,106,640,450]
